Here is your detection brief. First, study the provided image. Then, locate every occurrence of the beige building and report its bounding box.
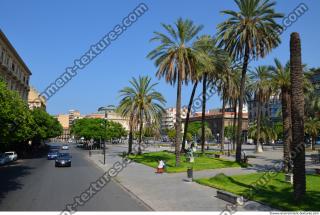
[161,107,188,131]
[28,86,46,110]
[54,114,70,142]
[0,30,31,101]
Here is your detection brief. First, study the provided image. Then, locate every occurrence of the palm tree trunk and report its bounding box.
[232,99,238,151]
[220,93,226,152]
[282,88,292,173]
[236,44,249,163]
[175,70,182,166]
[312,136,316,151]
[138,111,143,155]
[182,81,198,153]
[256,98,263,153]
[201,73,207,153]
[290,32,306,203]
[128,124,133,154]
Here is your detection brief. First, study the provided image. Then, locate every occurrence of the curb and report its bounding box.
[82,150,154,211]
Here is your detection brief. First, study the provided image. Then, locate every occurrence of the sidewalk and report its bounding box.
[85,145,276,211]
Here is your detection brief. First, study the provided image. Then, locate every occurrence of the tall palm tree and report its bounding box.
[147,18,203,165]
[181,80,198,152]
[248,66,272,153]
[117,93,136,154]
[269,59,292,172]
[193,35,229,153]
[118,76,166,154]
[290,32,306,203]
[217,0,283,162]
[305,117,320,151]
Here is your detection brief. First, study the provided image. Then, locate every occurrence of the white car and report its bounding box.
[61,145,69,150]
[5,151,18,161]
[0,153,10,165]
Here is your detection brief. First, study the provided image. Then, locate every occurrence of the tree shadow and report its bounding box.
[0,164,33,205]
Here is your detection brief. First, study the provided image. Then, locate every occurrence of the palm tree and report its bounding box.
[118,76,166,154]
[147,18,202,165]
[305,117,320,151]
[217,0,283,162]
[269,59,292,172]
[181,81,198,152]
[193,35,229,153]
[290,32,306,203]
[117,93,136,154]
[248,66,272,153]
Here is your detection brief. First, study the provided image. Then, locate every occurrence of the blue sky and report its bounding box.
[0,0,319,115]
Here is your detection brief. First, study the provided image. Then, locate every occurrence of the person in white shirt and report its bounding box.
[157,160,165,173]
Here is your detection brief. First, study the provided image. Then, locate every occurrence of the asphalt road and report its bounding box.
[0,143,148,211]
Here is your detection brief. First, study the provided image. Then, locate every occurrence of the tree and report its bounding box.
[148,18,203,165]
[0,80,35,152]
[304,117,320,151]
[269,59,292,172]
[217,0,283,162]
[197,127,213,144]
[248,66,272,152]
[31,108,63,145]
[193,35,229,153]
[290,32,306,203]
[118,76,165,154]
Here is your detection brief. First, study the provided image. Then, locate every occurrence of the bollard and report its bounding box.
[187,167,193,181]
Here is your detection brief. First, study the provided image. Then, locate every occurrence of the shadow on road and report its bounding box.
[0,164,34,204]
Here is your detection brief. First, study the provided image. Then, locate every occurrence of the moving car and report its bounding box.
[47,150,59,160]
[55,153,72,167]
[0,153,10,165]
[61,145,69,150]
[5,151,18,161]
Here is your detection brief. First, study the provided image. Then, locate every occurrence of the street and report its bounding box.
[0,143,148,211]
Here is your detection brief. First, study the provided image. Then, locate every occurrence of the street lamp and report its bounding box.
[98,106,108,165]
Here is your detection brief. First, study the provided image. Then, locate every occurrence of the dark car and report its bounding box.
[55,153,72,167]
[47,150,59,160]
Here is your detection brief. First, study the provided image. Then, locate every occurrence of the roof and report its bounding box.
[0,29,32,75]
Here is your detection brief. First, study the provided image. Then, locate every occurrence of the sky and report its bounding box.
[0,0,319,115]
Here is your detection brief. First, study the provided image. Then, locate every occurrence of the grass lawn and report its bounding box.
[128,151,245,173]
[195,173,320,211]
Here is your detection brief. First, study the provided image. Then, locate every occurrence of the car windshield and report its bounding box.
[5,152,13,155]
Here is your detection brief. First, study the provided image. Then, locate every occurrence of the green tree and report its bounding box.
[148,18,203,165]
[248,66,272,153]
[193,35,229,153]
[118,76,166,154]
[217,0,283,162]
[304,117,320,151]
[0,80,34,152]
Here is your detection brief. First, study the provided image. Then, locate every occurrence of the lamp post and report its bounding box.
[98,106,108,165]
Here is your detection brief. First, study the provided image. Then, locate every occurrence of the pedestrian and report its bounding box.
[156,160,165,173]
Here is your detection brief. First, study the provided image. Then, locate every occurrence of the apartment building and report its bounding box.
[0,30,31,101]
[28,86,46,110]
[161,107,188,131]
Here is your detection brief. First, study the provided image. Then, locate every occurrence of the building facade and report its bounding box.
[247,95,281,123]
[0,30,31,101]
[28,86,46,110]
[161,107,188,131]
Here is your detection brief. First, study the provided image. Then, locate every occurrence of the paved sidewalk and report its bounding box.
[84,145,276,211]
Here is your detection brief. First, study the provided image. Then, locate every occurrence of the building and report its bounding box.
[247,95,282,123]
[54,114,70,142]
[0,30,31,101]
[94,105,130,130]
[161,107,188,131]
[68,109,81,126]
[28,86,46,110]
[187,110,249,141]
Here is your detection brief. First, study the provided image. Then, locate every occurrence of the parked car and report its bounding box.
[0,153,10,165]
[61,145,69,150]
[76,143,84,148]
[5,151,18,161]
[47,150,59,160]
[55,153,72,167]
